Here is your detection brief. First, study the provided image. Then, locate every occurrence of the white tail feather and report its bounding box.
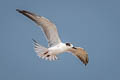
[33,39,58,61]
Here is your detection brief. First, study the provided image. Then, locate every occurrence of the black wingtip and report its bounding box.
[84,60,88,66]
[16,9,20,11]
[85,63,87,66]
[16,9,35,15]
[16,9,26,14]
[16,9,27,13]
[84,60,89,66]
[16,9,22,13]
[16,9,39,23]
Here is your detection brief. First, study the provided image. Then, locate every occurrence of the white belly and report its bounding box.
[48,43,68,55]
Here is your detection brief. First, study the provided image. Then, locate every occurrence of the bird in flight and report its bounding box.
[16,9,89,65]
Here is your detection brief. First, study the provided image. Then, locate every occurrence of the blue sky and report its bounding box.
[0,0,120,80]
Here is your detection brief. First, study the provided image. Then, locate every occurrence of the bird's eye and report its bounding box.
[66,43,71,46]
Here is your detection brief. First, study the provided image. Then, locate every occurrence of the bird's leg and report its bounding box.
[44,51,48,55]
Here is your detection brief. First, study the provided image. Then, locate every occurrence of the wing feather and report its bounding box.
[70,47,89,65]
[16,9,61,47]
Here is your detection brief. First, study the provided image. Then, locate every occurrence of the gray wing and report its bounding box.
[70,47,89,66]
[16,9,61,47]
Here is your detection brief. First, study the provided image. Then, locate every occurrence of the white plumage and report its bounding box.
[16,9,89,65]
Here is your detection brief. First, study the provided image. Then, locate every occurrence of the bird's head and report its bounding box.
[65,42,77,49]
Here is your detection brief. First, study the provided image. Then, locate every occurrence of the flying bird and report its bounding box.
[16,9,89,65]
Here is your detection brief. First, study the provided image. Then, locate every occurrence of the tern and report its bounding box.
[16,9,89,65]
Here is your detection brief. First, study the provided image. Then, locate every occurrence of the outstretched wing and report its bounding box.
[16,9,61,47]
[70,47,89,66]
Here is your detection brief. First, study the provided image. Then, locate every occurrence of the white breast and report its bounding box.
[48,43,68,55]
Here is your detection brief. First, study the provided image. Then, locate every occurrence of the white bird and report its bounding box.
[16,9,89,65]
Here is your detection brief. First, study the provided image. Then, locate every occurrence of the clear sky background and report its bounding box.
[0,0,120,80]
